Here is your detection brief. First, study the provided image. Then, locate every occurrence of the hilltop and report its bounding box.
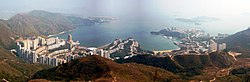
[116,51,237,79]
[32,55,181,82]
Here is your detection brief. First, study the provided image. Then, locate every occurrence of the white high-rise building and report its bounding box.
[46,57,52,65]
[209,39,217,53]
[38,55,45,64]
[67,34,73,42]
[22,40,32,50]
[32,38,39,50]
[218,43,226,51]
[52,58,58,66]
[46,38,56,45]
[31,51,37,63]
[38,37,46,46]
[104,51,110,59]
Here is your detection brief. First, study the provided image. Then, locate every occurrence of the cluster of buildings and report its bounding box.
[171,40,209,56]
[208,39,227,53]
[77,38,142,60]
[155,28,228,57]
[109,38,139,53]
[16,34,82,66]
[15,34,116,66]
[157,39,227,58]
[106,38,140,59]
[85,47,111,59]
[185,28,207,38]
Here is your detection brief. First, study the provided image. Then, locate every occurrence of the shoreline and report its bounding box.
[152,35,181,54]
[47,26,180,51]
[152,48,180,54]
[48,28,77,37]
[98,42,112,49]
[47,17,118,38]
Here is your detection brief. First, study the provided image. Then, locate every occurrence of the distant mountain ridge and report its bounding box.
[220,28,250,57]
[7,10,95,36]
[0,10,106,49]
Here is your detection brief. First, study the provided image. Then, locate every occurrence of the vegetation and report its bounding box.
[32,55,181,81]
[0,19,16,49]
[0,10,247,81]
[217,67,250,82]
[116,51,237,80]
[116,54,183,73]
[220,28,250,58]
[115,55,204,79]
[0,47,51,81]
[209,51,236,68]
[174,55,213,68]
[8,10,74,36]
[0,10,100,81]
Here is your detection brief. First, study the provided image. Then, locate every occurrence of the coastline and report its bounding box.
[152,35,181,54]
[47,25,180,51]
[152,48,181,54]
[47,17,118,38]
[48,28,77,37]
[98,42,112,49]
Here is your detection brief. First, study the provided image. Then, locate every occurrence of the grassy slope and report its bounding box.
[116,52,238,80]
[174,55,213,67]
[32,55,181,82]
[0,19,16,49]
[7,10,75,36]
[219,28,250,58]
[0,47,51,81]
[0,16,52,81]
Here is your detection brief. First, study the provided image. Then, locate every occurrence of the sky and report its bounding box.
[1,0,250,34]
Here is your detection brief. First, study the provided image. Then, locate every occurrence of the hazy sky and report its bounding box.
[1,0,250,34]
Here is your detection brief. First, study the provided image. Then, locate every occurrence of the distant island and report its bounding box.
[88,16,118,24]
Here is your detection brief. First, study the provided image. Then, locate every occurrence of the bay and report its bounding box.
[54,16,179,51]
